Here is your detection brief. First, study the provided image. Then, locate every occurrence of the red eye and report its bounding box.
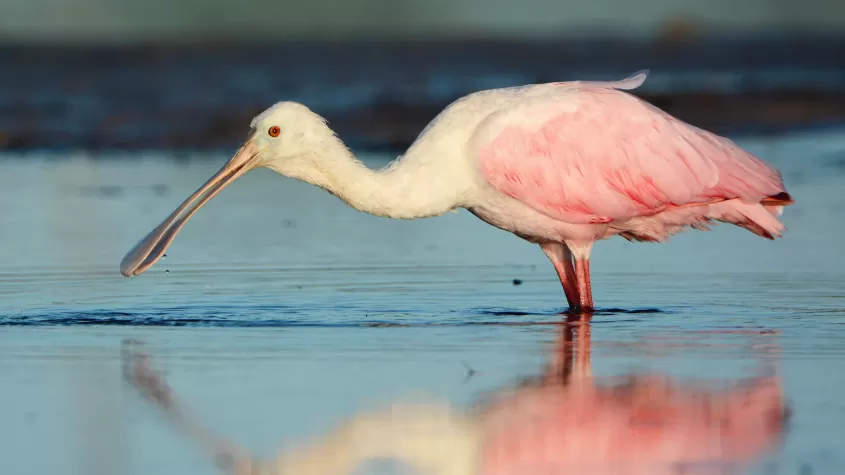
[268,126,281,137]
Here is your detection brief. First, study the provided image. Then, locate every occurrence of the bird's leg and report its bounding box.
[569,242,595,312]
[574,258,593,310]
[539,242,580,311]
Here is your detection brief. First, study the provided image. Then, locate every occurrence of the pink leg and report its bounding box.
[540,242,579,310]
[574,257,593,311]
[569,242,595,312]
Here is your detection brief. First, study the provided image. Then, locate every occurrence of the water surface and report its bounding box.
[1,128,844,474]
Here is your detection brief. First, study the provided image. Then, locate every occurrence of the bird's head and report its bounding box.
[119,101,334,277]
[248,101,337,170]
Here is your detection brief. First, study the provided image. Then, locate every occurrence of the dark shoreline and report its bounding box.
[2,36,844,153]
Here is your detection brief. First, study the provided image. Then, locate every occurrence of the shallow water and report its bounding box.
[1,128,845,475]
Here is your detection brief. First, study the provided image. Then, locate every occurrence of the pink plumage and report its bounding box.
[471,72,793,310]
[478,85,788,237]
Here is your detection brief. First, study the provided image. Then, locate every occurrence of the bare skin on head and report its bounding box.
[120,71,793,313]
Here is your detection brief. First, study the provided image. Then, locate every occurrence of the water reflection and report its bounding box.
[123,320,788,475]
[478,320,787,475]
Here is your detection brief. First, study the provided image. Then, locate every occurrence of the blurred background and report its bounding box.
[2,2,845,475]
[1,0,844,151]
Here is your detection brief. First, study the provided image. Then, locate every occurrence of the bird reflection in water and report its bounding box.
[122,321,788,475]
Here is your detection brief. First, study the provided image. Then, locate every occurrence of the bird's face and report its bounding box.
[249,102,331,167]
[119,102,326,277]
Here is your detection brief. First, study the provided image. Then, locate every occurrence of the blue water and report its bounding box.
[0,127,844,474]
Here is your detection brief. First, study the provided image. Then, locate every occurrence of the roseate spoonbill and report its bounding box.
[120,70,793,311]
[123,328,787,475]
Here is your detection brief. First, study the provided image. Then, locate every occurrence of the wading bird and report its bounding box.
[120,71,793,311]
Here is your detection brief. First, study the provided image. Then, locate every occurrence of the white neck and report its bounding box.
[281,135,465,220]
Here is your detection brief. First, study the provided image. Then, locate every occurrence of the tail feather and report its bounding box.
[614,193,792,243]
[709,200,787,240]
[760,192,794,206]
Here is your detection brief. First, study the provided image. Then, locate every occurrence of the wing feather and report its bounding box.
[474,83,785,225]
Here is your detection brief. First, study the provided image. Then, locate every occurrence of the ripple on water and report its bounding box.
[1,142,845,474]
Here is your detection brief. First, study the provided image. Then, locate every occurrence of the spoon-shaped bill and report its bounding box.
[120,142,260,277]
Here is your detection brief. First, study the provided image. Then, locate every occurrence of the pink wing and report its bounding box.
[474,82,787,225]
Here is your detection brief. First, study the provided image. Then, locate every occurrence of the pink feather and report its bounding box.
[477,86,790,240]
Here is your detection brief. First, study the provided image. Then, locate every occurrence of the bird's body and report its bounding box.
[120,71,792,312]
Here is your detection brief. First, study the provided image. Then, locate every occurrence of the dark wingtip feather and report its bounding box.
[762,192,794,206]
